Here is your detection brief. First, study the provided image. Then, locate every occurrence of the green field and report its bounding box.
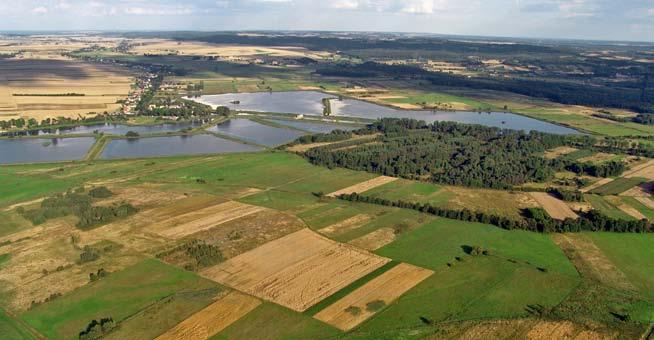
[344,218,580,337]
[382,91,495,110]
[587,233,654,301]
[584,194,635,220]
[212,303,339,340]
[621,197,654,221]
[0,309,38,340]
[22,259,222,339]
[590,177,646,195]
[363,179,452,205]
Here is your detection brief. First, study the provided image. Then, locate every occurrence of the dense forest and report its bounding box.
[300,119,623,189]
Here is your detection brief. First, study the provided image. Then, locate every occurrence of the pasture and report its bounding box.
[21,259,222,339]
[590,177,647,195]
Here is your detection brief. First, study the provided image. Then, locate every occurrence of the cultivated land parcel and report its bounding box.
[1,31,654,340]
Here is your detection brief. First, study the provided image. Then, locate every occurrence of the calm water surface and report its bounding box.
[208,118,306,146]
[263,119,360,133]
[193,91,578,134]
[0,137,95,164]
[99,134,262,159]
[2,122,204,137]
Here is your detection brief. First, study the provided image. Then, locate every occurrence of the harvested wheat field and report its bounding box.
[617,204,647,220]
[201,228,390,311]
[530,192,578,220]
[623,159,654,180]
[314,263,433,331]
[155,291,261,340]
[152,201,266,239]
[327,176,398,197]
[348,227,397,251]
[0,59,132,119]
[553,234,635,291]
[544,146,578,159]
[445,319,616,340]
[131,39,328,59]
[319,214,371,236]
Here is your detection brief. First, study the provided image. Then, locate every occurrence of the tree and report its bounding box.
[215,106,230,116]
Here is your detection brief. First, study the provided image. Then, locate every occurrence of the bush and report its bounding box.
[88,187,113,198]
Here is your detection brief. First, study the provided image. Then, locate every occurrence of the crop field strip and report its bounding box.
[589,177,647,195]
[155,291,261,340]
[529,192,578,220]
[200,228,390,312]
[314,263,433,331]
[326,176,398,197]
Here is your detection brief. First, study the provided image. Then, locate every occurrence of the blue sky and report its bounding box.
[2,0,653,42]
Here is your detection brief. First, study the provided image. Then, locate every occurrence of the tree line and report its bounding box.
[338,192,653,233]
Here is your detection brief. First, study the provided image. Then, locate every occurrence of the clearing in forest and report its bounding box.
[155,291,261,340]
[152,201,266,239]
[314,263,433,331]
[553,233,635,291]
[200,229,390,312]
[327,176,398,197]
[529,192,578,220]
[544,146,578,159]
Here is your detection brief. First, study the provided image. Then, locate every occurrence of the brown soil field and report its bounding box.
[442,319,617,340]
[530,192,578,220]
[314,263,433,330]
[580,178,614,193]
[152,201,266,239]
[544,146,578,159]
[567,201,593,213]
[319,214,371,236]
[327,176,397,197]
[155,291,261,340]
[200,228,390,312]
[348,227,396,251]
[553,234,635,291]
[0,59,132,120]
[175,208,306,260]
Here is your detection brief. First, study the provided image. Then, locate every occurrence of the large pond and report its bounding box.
[99,134,262,159]
[193,91,578,134]
[0,137,95,164]
[263,119,361,133]
[1,121,205,137]
[207,118,306,146]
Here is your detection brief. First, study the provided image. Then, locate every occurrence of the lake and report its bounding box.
[207,118,306,146]
[1,121,205,137]
[263,119,361,133]
[99,134,263,159]
[0,137,95,164]
[193,91,579,134]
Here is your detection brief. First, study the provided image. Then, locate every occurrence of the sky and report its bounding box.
[1,0,653,42]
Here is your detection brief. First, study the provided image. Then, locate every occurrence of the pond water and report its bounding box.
[193,91,579,134]
[2,121,205,137]
[207,118,306,146]
[263,119,360,133]
[0,137,95,164]
[99,134,263,159]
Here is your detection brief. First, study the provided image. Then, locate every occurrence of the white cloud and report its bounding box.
[401,0,435,14]
[32,6,48,14]
[124,5,195,16]
[332,0,359,10]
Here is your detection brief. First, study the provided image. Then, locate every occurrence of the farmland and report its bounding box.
[2,30,654,340]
